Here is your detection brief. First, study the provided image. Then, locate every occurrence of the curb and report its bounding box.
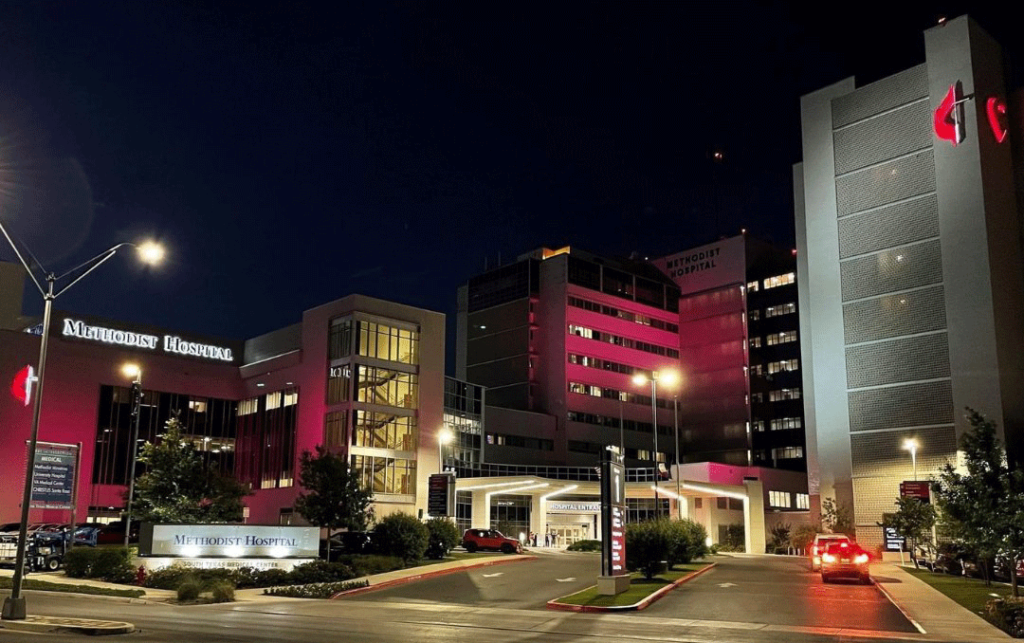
[546,562,716,613]
[331,555,538,599]
[0,616,135,636]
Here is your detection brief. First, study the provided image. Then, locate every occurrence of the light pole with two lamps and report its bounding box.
[632,369,678,516]
[0,224,164,621]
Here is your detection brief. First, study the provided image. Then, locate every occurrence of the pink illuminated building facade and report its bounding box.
[0,273,445,527]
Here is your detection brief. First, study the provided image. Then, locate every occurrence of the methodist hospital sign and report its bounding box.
[61,318,235,362]
[139,524,320,559]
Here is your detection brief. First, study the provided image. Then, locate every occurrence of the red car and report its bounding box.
[462,529,522,554]
[820,541,872,584]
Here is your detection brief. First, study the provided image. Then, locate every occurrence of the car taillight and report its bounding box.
[814,546,822,555]
[822,553,836,563]
[854,553,869,564]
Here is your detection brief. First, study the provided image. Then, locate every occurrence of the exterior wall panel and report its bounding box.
[833,100,931,175]
[843,285,947,344]
[836,151,936,216]
[846,333,950,389]
[840,240,943,301]
[848,380,954,432]
[831,64,929,128]
[838,194,939,259]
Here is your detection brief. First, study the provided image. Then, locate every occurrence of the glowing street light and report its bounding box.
[633,369,678,512]
[438,427,454,472]
[903,438,919,481]
[0,224,164,621]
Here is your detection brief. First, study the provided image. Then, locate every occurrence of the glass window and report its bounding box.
[765,302,797,318]
[769,490,791,508]
[353,411,417,451]
[796,493,810,509]
[763,273,796,290]
[329,317,353,359]
[327,365,352,404]
[351,454,416,495]
[325,411,346,448]
[356,321,419,365]
[356,366,418,408]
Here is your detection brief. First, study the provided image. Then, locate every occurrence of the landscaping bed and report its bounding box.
[903,567,1024,637]
[0,576,145,598]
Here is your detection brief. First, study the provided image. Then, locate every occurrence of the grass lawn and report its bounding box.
[0,576,145,598]
[555,564,709,608]
[903,567,1015,615]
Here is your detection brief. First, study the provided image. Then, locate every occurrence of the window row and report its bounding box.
[763,273,795,290]
[772,446,804,459]
[769,388,801,402]
[767,359,799,374]
[487,433,554,451]
[769,490,789,508]
[353,411,417,451]
[329,318,420,365]
[771,417,802,431]
[566,410,672,435]
[567,324,680,358]
[567,382,672,409]
[568,296,679,333]
[351,454,416,495]
[767,330,797,345]
[749,336,762,349]
[568,353,651,378]
[765,302,797,318]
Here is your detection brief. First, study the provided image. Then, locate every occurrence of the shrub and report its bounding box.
[373,514,428,566]
[567,539,602,552]
[209,580,236,603]
[666,519,708,567]
[424,518,461,559]
[264,580,369,598]
[769,523,791,554]
[717,524,745,552]
[176,576,203,602]
[63,547,98,578]
[287,560,354,585]
[626,519,670,579]
[338,554,405,577]
[91,547,135,582]
[790,524,818,553]
[985,597,1024,637]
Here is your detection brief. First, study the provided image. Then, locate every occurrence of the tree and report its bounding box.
[933,409,1024,594]
[294,446,374,560]
[129,413,249,524]
[880,497,936,568]
[821,497,855,535]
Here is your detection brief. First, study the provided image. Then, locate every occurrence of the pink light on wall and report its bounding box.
[10,365,34,406]
[986,96,1009,144]
[934,84,965,146]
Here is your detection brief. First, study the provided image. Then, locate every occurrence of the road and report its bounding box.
[0,553,936,643]
[640,554,917,633]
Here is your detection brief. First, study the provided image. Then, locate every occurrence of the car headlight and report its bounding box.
[822,553,836,563]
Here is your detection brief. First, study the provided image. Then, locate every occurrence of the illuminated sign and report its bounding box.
[61,318,235,362]
[548,501,601,513]
[986,96,1009,143]
[659,236,746,295]
[934,83,972,147]
[30,443,78,510]
[139,524,320,559]
[10,364,35,406]
[600,450,628,576]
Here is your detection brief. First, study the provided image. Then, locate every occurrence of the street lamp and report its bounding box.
[121,363,144,548]
[0,222,163,621]
[673,394,681,518]
[903,438,919,481]
[633,369,678,515]
[438,427,454,472]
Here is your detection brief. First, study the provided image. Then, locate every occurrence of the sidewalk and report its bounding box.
[872,562,1012,642]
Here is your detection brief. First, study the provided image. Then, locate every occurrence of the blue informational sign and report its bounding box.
[30,444,78,510]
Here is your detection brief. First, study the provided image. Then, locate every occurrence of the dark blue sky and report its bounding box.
[0,2,1014,365]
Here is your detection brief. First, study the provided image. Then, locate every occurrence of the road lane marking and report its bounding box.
[716,582,737,588]
[481,573,503,578]
[555,578,575,582]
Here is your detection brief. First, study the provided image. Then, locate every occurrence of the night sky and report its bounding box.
[0,2,1016,371]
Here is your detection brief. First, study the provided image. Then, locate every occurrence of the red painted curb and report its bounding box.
[331,555,537,599]
[546,562,717,613]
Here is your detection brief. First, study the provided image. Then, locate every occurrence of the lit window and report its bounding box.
[771,446,804,459]
[749,336,762,349]
[763,273,796,290]
[765,303,797,318]
[769,388,801,402]
[748,309,760,321]
[746,280,759,292]
[188,399,208,413]
[265,391,283,410]
[238,398,259,416]
[770,417,802,431]
[796,493,810,510]
[283,390,298,407]
[769,490,791,508]
[767,359,799,374]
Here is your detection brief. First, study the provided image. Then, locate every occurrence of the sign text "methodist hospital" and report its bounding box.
[62,319,235,362]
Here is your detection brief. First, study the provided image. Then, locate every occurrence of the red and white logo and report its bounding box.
[986,96,1009,144]
[10,364,35,406]
[934,83,968,146]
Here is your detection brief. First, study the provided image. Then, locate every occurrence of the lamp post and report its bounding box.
[0,221,163,621]
[673,394,681,518]
[633,370,677,516]
[438,427,454,472]
[121,364,144,548]
[903,438,919,481]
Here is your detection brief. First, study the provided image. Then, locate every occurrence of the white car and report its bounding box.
[809,533,851,571]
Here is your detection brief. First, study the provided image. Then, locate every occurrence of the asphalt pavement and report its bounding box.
[639,553,918,633]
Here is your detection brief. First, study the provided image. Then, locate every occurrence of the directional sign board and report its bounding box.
[600,447,627,577]
[900,481,930,503]
[428,473,456,517]
[30,443,78,510]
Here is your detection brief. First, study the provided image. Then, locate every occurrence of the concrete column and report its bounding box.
[530,496,548,541]
[743,480,766,554]
[705,497,719,545]
[471,491,491,529]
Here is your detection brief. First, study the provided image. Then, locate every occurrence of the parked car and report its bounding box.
[462,529,522,554]
[809,533,852,571]
[820,541,872,584]
[321,531,373,557]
